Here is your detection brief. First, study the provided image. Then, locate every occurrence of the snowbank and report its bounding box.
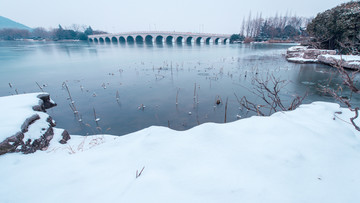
[1,99,360,202]
[286,46,360,70]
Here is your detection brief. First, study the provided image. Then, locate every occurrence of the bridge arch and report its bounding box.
[166,36,174,44]
[223,38,229,44]
[145,35,153,44]
[214,38,220,44]
[111,37,118,43]
[99,37,105,43]
[205,37,211,44]
[186,36,193,44]
[155,35,164,44]
[127,36,135,44]
[94,38,98,43]
[196,37,203,44]
[119,36,126,43]
[89,38,93,42]
[105,37,111,43]
[135,35,144,44]
[176,36,184,44]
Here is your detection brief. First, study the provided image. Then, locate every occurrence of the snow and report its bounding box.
[1,93,360,202]
[287,57,318,63]
[286,46,360,69]
[321,54,360,62]
[0,93,51,141]
[287,45,307,52]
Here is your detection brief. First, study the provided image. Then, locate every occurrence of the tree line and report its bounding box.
[0,25,107,41]
[230,13,312,43]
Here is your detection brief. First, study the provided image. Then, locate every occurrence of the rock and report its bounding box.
[32,93,57,112]
[286,46,337,61]
[21,114,40,133]
[318,55,360,70]
[21,126,54,154]
[286,46,360,70]
[0,93,69,156]
[59,130,71,144]
[286,46,307,58]
[0,132,24,155]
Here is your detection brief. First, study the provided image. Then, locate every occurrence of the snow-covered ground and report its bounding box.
[0,93,49,141]
[1,94,360,202]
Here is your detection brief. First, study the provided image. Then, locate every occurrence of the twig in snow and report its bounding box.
[136,166,145,178]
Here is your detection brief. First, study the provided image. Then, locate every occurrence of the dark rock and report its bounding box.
[21,127,54,154]
[46,116,56,127]
[32,93,57,112]
[0,132,24,155]
[21,114,40,133]
[59,130,71,144]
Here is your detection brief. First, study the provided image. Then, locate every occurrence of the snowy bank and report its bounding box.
[0,93,69,155]
[1,97,360,202]
[286,46,360,70]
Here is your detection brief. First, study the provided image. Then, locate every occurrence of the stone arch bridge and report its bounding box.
[88,31,231,45]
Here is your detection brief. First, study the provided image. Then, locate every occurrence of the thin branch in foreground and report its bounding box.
[136,166,145,178]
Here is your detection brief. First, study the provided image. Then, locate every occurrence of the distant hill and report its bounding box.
[0,16,32,31]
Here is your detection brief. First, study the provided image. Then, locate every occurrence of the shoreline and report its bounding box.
[285,45,360,70]
[0,93,360,202]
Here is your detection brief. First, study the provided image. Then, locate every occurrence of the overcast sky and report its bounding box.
[0,0,348,34]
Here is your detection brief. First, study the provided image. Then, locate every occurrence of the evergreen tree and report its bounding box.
[307,1,360,54]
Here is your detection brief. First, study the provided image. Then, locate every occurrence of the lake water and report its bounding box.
[0,41,357,136]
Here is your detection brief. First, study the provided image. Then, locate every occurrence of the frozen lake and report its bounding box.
[0,41,354,135]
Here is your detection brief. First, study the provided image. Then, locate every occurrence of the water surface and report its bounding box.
[0,41,356,135]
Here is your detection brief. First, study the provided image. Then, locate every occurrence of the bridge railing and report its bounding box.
[88,31,231,38]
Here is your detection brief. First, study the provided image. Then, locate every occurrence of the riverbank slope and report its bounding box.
[0,93,360,202]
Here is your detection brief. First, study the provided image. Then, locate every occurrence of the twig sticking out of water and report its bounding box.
[8,83,12,88]
[63,82,73,102]
[176,88,180,105]
[138,104,146,110]
[93,108,100,123]
[69,104,78,115]
[63,82,79,115]
[224,97,228,123]
[116,90,120,102]
[35,82,44,92]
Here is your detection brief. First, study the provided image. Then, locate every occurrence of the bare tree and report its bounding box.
[240,17,246,36]
[237,74,307,116]
[322,62,360,131]
[246,11,252,37]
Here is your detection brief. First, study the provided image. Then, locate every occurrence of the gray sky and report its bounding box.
[0,0,348,34]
